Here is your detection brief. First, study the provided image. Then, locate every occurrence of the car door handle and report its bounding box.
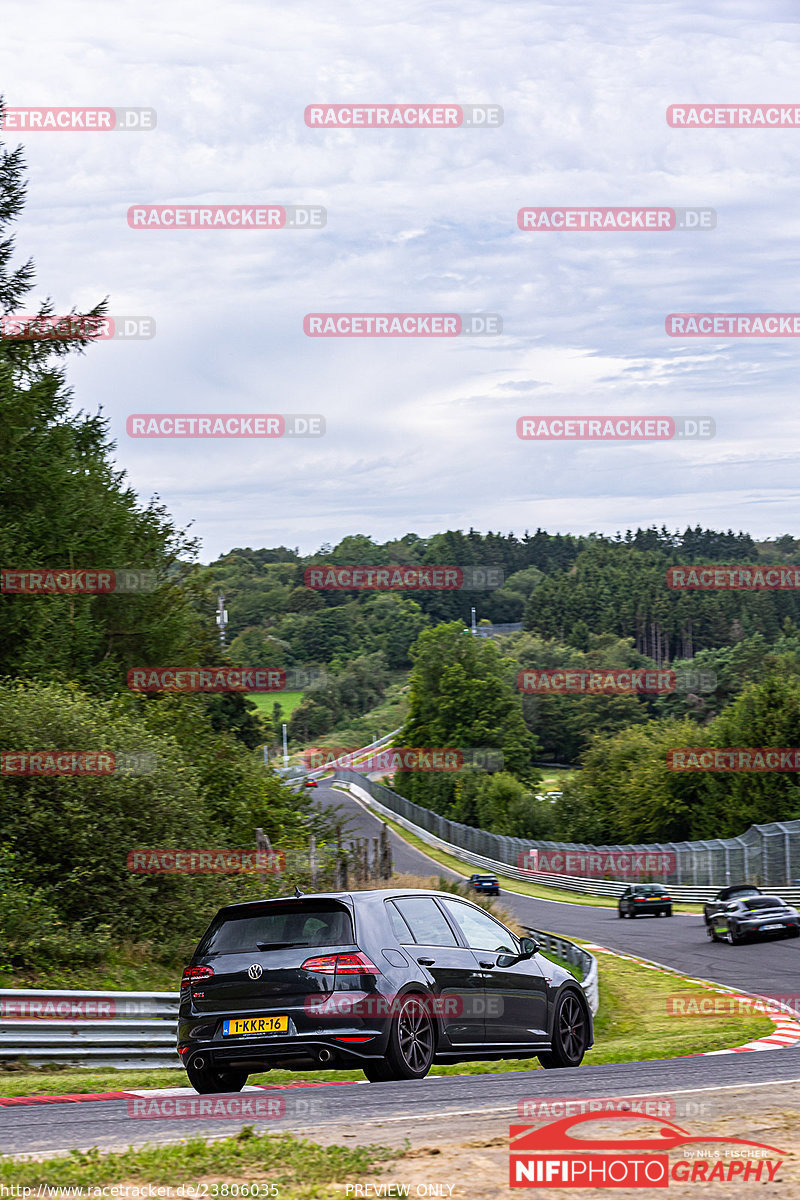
[417,957,435,966]
[479,960,495,969]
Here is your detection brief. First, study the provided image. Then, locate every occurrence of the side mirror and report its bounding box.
[496,936,538,969]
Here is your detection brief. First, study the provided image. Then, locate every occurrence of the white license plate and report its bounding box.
[761,923,784,931]
[222,1016,288,1036]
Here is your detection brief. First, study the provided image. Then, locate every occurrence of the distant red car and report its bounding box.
[304,777,319,788]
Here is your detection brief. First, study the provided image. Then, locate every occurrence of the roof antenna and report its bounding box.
[294,885,303,898]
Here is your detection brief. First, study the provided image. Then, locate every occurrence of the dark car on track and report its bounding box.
[707,894,800,944]
[617,884,672,918]
[703,883,762,925]
[178,888,592,1093]
[469,873,500,896]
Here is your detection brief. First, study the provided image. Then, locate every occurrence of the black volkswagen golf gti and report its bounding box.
[178,889,592,1092]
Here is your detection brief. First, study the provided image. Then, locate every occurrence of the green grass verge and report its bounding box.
[0,943,182,992]
[537,769,572,791]
[298,676,409,752]
[0,942,773,1100]
[248,691,305,719]
[356,797,702,913]
[0,1129,401,1191]
[585,946,771,1063]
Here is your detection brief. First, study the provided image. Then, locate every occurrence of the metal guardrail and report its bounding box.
[474,622,523,637]
[335,775,800,906]
[305,729,402,779]
[529,928,599,1015]
[0,937,597,1068]
[336,770,800,895]
[0,989,180,1069]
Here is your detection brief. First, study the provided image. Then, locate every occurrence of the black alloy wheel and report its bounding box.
[363,994,436,1082]
[538,991,589,1069]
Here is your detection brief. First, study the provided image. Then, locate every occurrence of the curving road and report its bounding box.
[3,1055,800,1157]
[317,782,800,1000]
[3,781,798,1159]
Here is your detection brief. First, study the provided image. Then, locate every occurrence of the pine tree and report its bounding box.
[0,103,211,689]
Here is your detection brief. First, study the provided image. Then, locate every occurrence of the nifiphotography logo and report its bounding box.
[509,1112,784,1187]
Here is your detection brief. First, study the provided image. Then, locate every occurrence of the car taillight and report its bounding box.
[181,965,214,989]
[301,952,380,976]
[634,897,646,901]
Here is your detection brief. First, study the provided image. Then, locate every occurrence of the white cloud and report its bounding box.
[3,0,800,556]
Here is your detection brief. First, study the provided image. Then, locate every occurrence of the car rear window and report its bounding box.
[636,886,667,896]
[742,897,784,911]
[196,901,354,955]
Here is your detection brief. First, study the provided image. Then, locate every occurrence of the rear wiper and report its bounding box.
[255,940,309,950]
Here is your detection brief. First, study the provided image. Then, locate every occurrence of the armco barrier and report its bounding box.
[0,937,597,1067]
[333,773,800,904]
[0,990,180,1069]
[529,929,599,1015]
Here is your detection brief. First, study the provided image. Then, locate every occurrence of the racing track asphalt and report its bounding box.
[3,781,799,1159]
[3,1055,800,1157]
[315,782,800,1000]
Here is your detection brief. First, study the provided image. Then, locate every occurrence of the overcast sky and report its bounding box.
[3,0,800,560]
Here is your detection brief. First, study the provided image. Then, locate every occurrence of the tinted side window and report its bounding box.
[440,899,517,953]
[393,897,458,946]
[386,901,415,944]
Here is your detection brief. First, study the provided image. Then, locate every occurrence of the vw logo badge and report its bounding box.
[248,963,263,980]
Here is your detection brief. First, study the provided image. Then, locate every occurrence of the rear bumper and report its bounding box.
[180,1029,391,1072]
[737,918,800,938]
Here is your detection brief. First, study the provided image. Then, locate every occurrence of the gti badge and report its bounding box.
[248,964,263,980]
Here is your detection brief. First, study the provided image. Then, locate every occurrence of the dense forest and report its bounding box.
[4,123,799,985]
[205,528,800,845]
[0,137,331,977]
